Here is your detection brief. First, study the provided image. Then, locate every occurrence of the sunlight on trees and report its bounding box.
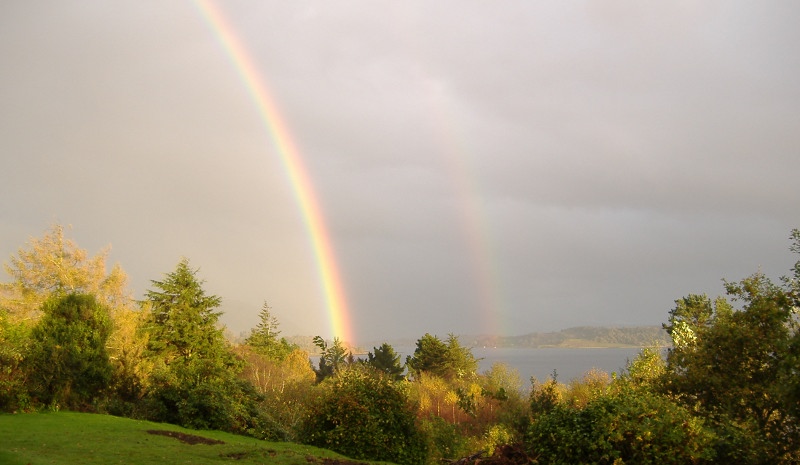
[1,224,132,321]
[5,225,800,463]
[244,301,297,360]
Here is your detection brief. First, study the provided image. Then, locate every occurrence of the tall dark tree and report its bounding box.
[144,258,224,362]
[406,333,478,380]
[406,333,449,379]
[25,293,112,409]
[367,342,405,381]
[141,259,275,437]
[444,333,479,379]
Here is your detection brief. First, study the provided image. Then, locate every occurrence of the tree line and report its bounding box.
[2,224,800,464]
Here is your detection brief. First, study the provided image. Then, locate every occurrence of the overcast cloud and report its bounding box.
[2,1,798,344]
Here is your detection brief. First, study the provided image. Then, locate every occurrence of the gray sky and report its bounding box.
[2,1,798,345]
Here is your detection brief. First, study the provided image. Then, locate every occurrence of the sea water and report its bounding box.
[471,347,646,383]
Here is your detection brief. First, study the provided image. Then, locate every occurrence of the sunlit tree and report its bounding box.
[244,301,296,360]
[1,224,131,321]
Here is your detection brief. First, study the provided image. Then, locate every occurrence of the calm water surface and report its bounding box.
[472,347,645,383]
[391,346,647,384]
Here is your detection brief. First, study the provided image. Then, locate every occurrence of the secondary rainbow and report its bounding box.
[423,81,507,337]
[194,0,352,344]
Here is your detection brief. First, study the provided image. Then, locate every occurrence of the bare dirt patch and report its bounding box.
[450,444,536,465]
[146,429,225,445]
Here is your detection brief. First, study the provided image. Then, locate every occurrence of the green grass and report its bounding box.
[0,411,371,465]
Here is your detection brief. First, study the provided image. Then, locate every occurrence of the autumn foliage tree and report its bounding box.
[0,224,131,321]
[0,225,142,412]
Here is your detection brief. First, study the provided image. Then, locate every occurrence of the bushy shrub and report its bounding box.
[298,366,427,465]
[140,357,286,440]
[0,311,31,412]
[420,415,470,462]
[526,389,715,465]
[236,347,315,440]
[25,293,113,410]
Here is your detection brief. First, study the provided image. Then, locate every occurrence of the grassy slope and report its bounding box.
[0,412,370,465]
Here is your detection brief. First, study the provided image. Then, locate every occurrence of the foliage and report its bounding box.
[529,373,563,418]
[659,230,800,463]
[366,342,405,381]
[562,368,610,408]
[312,336,349,382]
[0,224,142,412]
[406,333,478,380]
[617,346,666,391]
[25,293,113,410]
[0,224,132,321]
[236,346,315,439]
[419,415,470,462]
[0,309,31,411]
[479,363,529,439]
[298,365,428,465]
[140,260,277,438]
[105,305,150,411]
[143,258,224,361]
[244,302,297,361]
[526,389,716,465]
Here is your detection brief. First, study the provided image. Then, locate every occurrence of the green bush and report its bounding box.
[298,366,428,465]
[419,416,469,462]
[140,357,286,440]
[0,312,31,412]
[526,389,715,465]
[25,293,113,410]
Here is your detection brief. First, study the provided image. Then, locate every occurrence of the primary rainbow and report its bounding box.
[195,0,353,344]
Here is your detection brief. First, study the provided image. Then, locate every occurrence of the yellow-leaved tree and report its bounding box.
[1,224,131,321]
[0,224,148,410]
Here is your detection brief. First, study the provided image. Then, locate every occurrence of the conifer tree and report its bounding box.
[144,258,224,362]
[245,301,296,360]
[26,293,113,408]
[367,342,405,381]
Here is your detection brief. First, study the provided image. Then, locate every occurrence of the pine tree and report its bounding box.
[367,342,405,381]
[144,258,224,361]
[245,301,296,360]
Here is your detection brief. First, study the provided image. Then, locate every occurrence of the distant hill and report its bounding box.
[287,326,671,354]
[462,326,670,349]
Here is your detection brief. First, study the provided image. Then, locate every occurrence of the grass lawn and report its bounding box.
[0,411,371,465]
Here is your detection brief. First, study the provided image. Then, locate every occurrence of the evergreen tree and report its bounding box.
[367,342,405,381]
[406,333,449,379]
[313,336,349,382]
[141,259,277,437]
[407,333,478,380]
[26,293,113,409]
[245,301,296,360]
[144,258,224,361]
